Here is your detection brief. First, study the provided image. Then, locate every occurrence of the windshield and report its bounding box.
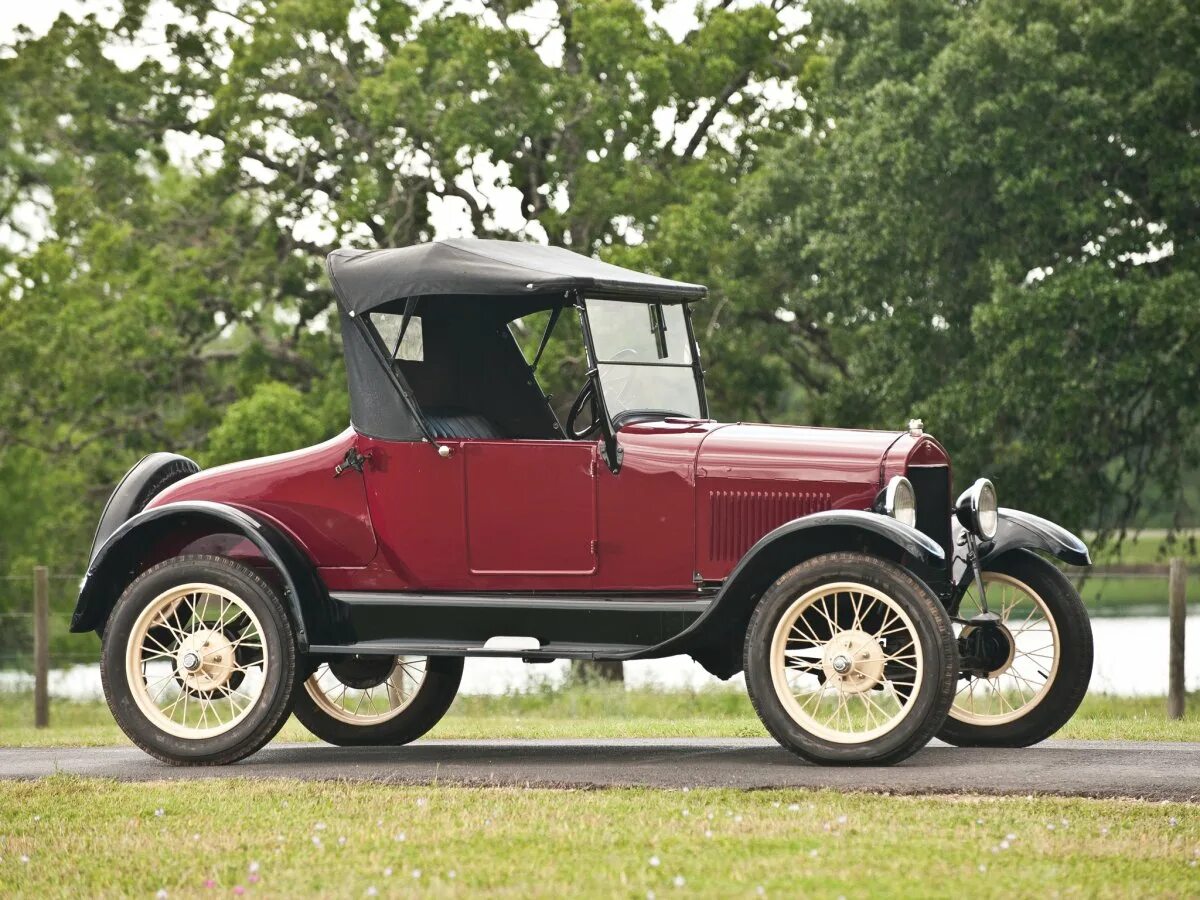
[585,298,703,420]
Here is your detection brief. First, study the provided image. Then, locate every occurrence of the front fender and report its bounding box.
[634,510,945,672]
[71,500,336,650]
[979,508,1091,568]
[731,510,947,571]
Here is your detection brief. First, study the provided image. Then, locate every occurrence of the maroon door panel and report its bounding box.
[593,420,712,590]
[464,441,597,575]
[359,437,469,588]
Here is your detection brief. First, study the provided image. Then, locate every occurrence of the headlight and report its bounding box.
[955,477,998,540]
[881,475,917,528]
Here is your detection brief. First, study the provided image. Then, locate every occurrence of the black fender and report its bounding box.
[979,508,1091,568]
[635,510,946,674]
[90,453,200,562]
[71,500,339,651]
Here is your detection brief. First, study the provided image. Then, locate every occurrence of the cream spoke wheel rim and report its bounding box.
[126,583,269,739]
[950,572,1061,725]
[769,581,925,744]
[304,656,428,725]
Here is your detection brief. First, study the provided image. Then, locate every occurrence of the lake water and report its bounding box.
[2,616,1196,700]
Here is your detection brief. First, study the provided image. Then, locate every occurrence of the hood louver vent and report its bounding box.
[709,490,832,562]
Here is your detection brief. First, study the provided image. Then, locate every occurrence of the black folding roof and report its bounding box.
[326,239,707,315]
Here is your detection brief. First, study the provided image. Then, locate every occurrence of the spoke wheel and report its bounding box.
[744,552,957,766]
[293,654,464,747]
[939,549,1092,748]
[951,573,1060,725]
[770,582,924,743]
[101,555,297,765]
[126,582,268,739]
[304,656,428,725]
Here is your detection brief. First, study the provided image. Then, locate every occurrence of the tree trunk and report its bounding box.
[570,660,624,683]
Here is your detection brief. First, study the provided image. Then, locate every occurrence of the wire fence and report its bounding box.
[0,565,1192,675]
[0,572,95,676]
[0,562,1192,718]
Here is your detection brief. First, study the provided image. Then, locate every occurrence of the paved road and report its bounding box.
[2,739,1197,801]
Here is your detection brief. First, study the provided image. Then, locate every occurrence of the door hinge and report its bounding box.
[334,446,371,478]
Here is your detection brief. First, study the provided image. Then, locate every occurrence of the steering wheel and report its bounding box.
[604,347,639,408]
[566,378,601,439]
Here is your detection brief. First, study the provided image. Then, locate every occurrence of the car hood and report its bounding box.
[696,422,907,486]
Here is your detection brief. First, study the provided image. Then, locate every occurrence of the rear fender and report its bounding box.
[89,453,200,562]
[71,500,339,650]
[651,510,946,677]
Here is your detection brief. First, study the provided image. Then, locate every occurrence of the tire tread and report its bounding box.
[101,554,298,766]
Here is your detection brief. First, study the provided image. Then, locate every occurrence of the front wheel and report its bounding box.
[744,552,958,766]
[939,549,1092,747]
[100,555,299,765]
[293,654,463,746]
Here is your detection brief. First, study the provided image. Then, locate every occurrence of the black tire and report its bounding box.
[100,555,299,765]
[743,552,958,766]
[292,655,463,746]
[938,550,1092,748]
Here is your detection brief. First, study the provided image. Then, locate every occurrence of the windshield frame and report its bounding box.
[575,291,709,471]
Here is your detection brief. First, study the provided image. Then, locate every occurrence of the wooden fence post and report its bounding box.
[33,565,50,729]
[1168,558,1186,720]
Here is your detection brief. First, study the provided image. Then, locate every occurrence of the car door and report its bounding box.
[463,439,598,575]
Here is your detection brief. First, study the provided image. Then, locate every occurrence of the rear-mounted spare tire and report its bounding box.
[90,453,200,560]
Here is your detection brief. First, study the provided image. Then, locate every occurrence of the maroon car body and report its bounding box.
[72,240,1093,767]
[73,240,1088,676]
[147,422,948,592]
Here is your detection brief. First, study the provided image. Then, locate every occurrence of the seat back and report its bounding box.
[423,407,506,440]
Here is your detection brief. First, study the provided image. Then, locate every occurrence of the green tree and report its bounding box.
[713,0,1200,540]
[0,0,806,567]
[0,1,809,678]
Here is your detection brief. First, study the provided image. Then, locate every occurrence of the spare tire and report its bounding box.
[90,453,200,562]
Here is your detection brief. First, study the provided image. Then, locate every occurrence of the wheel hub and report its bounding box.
[175,628,236,692]
[821,629,885,694]
[328,654,395,690]
[960,622,1015,677]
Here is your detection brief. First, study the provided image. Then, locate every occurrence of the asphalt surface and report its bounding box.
[2,739,1198,801]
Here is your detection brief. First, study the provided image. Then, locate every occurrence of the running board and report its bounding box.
[307,639,650,662]
[314,590,714,658]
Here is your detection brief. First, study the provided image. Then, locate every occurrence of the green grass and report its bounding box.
[3,686,1198,747]
[1,777,1197,897]
[1087,528,1198,567]
[1074,573,1200,615]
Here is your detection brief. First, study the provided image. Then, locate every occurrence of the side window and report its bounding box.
[371,313,424,362]
[510,308,585,423]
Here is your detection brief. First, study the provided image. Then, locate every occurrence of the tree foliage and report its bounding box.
[706,0,1200,536]
[0,0,805,577]
[1,0,1197,601]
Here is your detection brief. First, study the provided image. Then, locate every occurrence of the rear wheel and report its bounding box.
[293,654,463,746]
[744,552,957,766]
[101,555,298,765]
[939,550,1092,747]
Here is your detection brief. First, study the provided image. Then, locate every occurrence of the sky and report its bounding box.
[0,2,106,40]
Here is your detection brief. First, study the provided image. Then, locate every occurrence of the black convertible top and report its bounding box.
[326,239,707,315]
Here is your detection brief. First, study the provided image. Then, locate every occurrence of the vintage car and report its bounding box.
[72,240,1094,766]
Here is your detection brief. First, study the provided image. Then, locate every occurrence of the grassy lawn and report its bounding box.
[1073,573,1199,616]
[2,686,1198,747]
[1063,528,1197,615]
[1087,528,1198,567]
[1,776,1197,897]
